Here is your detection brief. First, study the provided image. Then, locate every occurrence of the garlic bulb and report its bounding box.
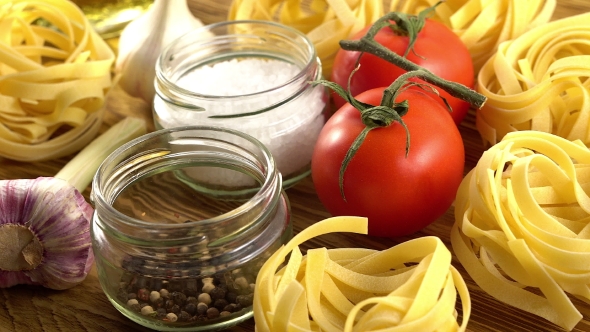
[0,177,94,290]
[116,0,206,103]
[0,117,147,290]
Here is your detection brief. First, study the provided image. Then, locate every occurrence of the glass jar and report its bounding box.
[90,126,292,331]
[153,20,330,189]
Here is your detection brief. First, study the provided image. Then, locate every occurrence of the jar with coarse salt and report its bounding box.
[153,20,329,191]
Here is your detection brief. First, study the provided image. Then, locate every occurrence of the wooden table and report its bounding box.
[1,1,589,331]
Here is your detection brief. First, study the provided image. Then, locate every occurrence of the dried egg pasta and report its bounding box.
[452,130,590,331]
[389,0,555,72]
[475,12,590,146]
[0,0,115,161]
[254,216,471,332]
[228,0,383,77]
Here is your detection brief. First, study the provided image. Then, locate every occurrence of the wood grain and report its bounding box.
[0,1,589,331]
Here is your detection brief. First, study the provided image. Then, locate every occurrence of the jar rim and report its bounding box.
[155,19,318,101]
[91,125,281,232]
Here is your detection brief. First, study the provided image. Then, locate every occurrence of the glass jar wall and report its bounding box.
[153,20,329,189]
[90,126,292,331]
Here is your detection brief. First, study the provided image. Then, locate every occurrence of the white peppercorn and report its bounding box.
[160,288,169,298]
[166,312,178,322]
[234,276,248,290]
[141,306,154,315]
[197,292,211,305]
[149,290,160,303]
[127,299,139,306]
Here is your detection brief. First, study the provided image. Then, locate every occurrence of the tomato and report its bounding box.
[311,87,465,238]
[331,19,474,126]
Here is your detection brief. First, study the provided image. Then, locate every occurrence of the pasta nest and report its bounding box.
[389,0,555,72]
[476,12,590,147]
[452,130,590,331]
[255,216,471,332]
[0,0,115,161]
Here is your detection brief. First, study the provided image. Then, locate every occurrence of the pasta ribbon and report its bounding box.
[452,130,590,331]
[475,12,590,146]
[389,0,555,72]
[254,216,471,332]
[0,0,115,161]
[228,0,383,77]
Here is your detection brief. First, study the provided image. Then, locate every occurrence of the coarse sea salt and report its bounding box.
[154,57,327,187]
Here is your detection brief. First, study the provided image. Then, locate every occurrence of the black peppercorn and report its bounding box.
[186,296,199,305]
[225,291,237,304]
[170,304,181,314]
[236,294,253,307]
[165,299,175,310]
[156,308,167,318]
[197,302,208,315]
[184,303,197,316]
[171,291,187,306]
[223,303,236,313]
[214,299,229,311]
[209,287,226,301]
[206,307,220,320]
[179,311,191,322]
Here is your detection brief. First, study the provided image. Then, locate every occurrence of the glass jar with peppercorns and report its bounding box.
[90,126,292,331]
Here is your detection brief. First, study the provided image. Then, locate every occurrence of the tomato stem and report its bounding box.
[339,12,486,109]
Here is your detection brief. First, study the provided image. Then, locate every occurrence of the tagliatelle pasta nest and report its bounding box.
[0,0,115,161]
[228,0,383,77]
[452,130,590,331]
[389,0,555,72]
[254,216,471,332]
[475,12,590,147]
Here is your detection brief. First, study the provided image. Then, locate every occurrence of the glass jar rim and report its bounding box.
[155,19,318,101]
[91,125,281,232]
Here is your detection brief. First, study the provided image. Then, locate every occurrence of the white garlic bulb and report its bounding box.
[115,0,206,103]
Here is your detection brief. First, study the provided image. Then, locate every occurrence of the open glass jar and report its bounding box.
[90,126,292,331]
[153,20,329,189]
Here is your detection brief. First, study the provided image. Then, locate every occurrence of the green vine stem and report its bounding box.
[339,11,487,109]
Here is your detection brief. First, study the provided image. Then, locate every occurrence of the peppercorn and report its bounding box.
[236,294,253,307]
[165,299,175,310]
[234,276,248,290]
[127,293,137,301]
[206,307,220,320]
[137,288,150,302]
[209,287,226,301]
[184,303,197,316]
[171,291,187,306]
[166,312,178,322]
[149,290,160,303]
[197,302,208,315]
[159,289,170,299]
[156,308,167,318]
[225,291,237,304]
[170,304,181,314]
[127,299,139,306]
[186,296,198,305]
[197,292,211,305]
[220,311,231,317]
[141,306,154,316]
[178,311,191,322]
[223,303,236,313]
[214,299,229,311]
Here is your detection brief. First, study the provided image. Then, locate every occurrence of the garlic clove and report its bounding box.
[116,0,206,103]
[0,177,93,290]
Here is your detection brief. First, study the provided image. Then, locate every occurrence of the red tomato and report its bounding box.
[331,19,474,126]
[311,88,465,238]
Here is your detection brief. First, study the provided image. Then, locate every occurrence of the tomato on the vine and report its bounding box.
[331,19,474,126]
[311,87,465,238]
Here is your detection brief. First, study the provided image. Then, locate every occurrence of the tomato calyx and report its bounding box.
[387,1,441,57]
[314,69,451,201]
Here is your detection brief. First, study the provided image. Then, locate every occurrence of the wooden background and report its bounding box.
[1,0,590,331]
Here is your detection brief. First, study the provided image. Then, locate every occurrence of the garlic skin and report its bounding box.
[116,0,206,103]
[0,177,93,290]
